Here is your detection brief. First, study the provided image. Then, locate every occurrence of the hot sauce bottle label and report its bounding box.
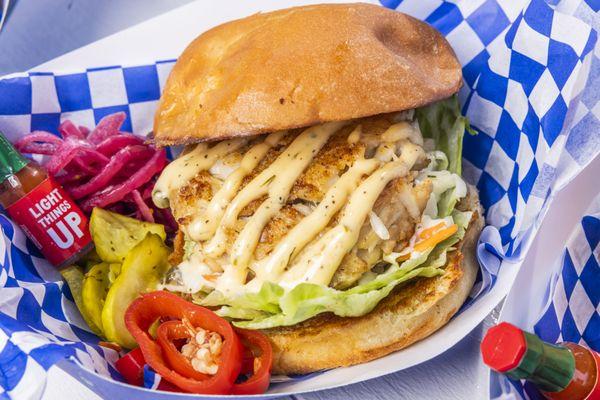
[6,177,91,267]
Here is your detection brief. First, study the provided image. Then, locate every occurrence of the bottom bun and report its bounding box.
[264,186,484,375]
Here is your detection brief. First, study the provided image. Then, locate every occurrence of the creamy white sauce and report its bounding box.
[161,258,215,294]
[154,119,432,296]
[246,157,380,291]
[205,123,343,257]
[210,122,345,293]
[188,132,284,241]
[381,121,423,146]
[152,139,247,208]
[374,143,396,162]
[279,141,423,288]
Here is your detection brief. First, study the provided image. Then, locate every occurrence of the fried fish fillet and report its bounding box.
[168,114,431,289]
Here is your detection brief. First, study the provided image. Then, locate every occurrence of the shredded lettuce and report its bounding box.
[423,170,468,218]
[416,95,475,175]
[438,187,461,218]
[194,97,475,329]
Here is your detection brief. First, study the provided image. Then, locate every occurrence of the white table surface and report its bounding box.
[1,1,597,399]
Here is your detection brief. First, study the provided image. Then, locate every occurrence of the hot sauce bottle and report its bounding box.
[482,322,600,400]
[0,132,92,268]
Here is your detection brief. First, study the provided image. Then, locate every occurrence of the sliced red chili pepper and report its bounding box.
[115,347,146,386]
[116,347,184,392]
[155,322,272,395]
[240,344,255,376]
[231,328,273,395]
[124,291,242,395]
[156,320,211,381]
[156,379,180,392]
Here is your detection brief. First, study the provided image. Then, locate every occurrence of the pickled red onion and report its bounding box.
[55,168,87,186]
[58,120,85,140]
[131,189,154,222]
[17,131,63,146]
[80,149,167,212]
[79,126,90,136]
[70,145,154,200]
[141,182,153,199]
[95,134,144,156]
[87,112,126,144]
[16,142,56,155]
[14,112,173,229]
[156,207,178,232]
[72,156,100,175]
[44,139,109,176]
[14,131,62,154]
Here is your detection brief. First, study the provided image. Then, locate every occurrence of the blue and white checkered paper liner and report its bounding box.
[0,0,598,398]
[491,192,600,400]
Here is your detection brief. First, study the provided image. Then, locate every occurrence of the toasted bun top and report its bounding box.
[153,3,462,145]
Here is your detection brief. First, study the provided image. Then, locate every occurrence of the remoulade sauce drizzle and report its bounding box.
[152,120,427,295]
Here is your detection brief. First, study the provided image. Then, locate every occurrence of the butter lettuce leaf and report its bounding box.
[216,306,270,320]
[229,266,443,329]
[203,281,283,314]
[416,95,475,175]
[205,210,473,329]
